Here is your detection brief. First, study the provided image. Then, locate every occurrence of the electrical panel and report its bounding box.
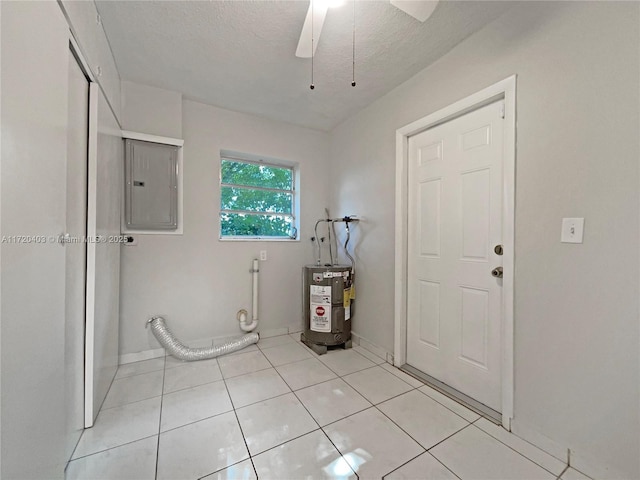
[124,139,178,231]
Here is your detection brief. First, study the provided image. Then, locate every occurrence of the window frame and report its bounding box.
[219,152,299,241]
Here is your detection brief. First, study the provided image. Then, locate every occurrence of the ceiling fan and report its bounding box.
[295,0,440,58]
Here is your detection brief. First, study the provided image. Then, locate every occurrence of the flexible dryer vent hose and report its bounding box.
[147,316,259,361]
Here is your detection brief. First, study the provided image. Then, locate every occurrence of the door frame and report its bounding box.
[68,33,100,428]
[394,76,516,428]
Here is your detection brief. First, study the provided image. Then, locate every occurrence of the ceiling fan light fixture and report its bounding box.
[296,1,328,58]
[390,0,439,23]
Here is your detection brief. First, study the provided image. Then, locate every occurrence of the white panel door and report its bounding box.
[64,50,89,460]
[85,87,122,426]
[406,100,504,411]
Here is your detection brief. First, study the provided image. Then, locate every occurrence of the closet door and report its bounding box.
[64,48,89,460]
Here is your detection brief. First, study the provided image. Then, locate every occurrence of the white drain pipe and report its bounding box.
[239,258,259,332]
[148,258,261,361]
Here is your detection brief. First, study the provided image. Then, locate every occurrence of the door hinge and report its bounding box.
[499,102,506,119]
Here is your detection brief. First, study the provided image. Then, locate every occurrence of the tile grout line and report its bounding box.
[113,358,166,380]
[269,345,433,478]
[313,347,379,377]
[342,362,418,387]
[68,433,160,463]
[284,371,343,393]
[160,374,227,397]
[351,342,387,360]
[248,427,324,459]
[274,360,339,391]
[382,364,484,423]
[85,341,564,479]
[260,342,360,479]
[415,386,483,423]
[316,429,360,480]
[371,403,429,451]
[202,351,560,479]
[197,458,256,480]
[294,357,377,430]
[218,359,260,480]
[381,449,461,480]
[257,339,304,352]
[380,451,425,479]
[319,404,375,430]
[101,390,165,412]
[220,364,272,381]
[69,360,166,465]
[557,464,570,479]
[154,354,167,480]
[475,419,569,474]
[468,421,567,477]
[381,363,427,387]
[427,451,464,480]
[85,363,122,437]
[328,365,464,459]
[158,408,235,435]
[383,370,566,477]
[114,367,165,380]
[426,422,474,453]
[66,409,89,468]
[109,342,557,480]
[342,375,420,407]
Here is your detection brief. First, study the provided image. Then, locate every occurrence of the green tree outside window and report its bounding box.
[220,158,296,238]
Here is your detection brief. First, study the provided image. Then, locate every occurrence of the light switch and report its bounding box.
[561,218,584,244]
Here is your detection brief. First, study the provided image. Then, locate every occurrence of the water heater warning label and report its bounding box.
[310,285,331,332]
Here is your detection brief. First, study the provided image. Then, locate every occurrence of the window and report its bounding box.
[220,154,298,239]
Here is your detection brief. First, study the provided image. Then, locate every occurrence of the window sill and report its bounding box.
[219,236,300,242]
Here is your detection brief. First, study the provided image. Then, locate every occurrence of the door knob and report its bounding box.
[491,267,503,278]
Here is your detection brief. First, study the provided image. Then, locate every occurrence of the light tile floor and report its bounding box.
[66,333,585,480]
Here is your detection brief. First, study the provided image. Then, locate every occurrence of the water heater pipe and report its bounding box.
[239,259,259,332]
[314,216,359,267]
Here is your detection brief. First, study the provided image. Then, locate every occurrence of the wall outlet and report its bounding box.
[260,250,267,261]
[561,218,584,244]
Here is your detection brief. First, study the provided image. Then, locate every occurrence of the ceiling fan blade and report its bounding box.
[390,0,439,22]
[296,1,329,58]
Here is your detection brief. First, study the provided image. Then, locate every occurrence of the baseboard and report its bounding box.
[570,449,629,480]
[119,347,165,365]
[511,419,629,479]
[120,325,302,365]
[259,327,289,338]
[350,331,393,364]
[511,420,569,466]
[287,323,303,334]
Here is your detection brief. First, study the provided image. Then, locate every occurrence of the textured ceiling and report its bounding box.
[96,1,512,131]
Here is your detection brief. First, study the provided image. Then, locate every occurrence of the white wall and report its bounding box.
[329,2,639,478]
[121,80,182,139]
[1,2,70,477]
[60,0,122,123]
[1,1,123,476]
[119,97,330,357]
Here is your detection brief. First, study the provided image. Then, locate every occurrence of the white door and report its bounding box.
[64,50,89,460]
[406,100,504,412]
